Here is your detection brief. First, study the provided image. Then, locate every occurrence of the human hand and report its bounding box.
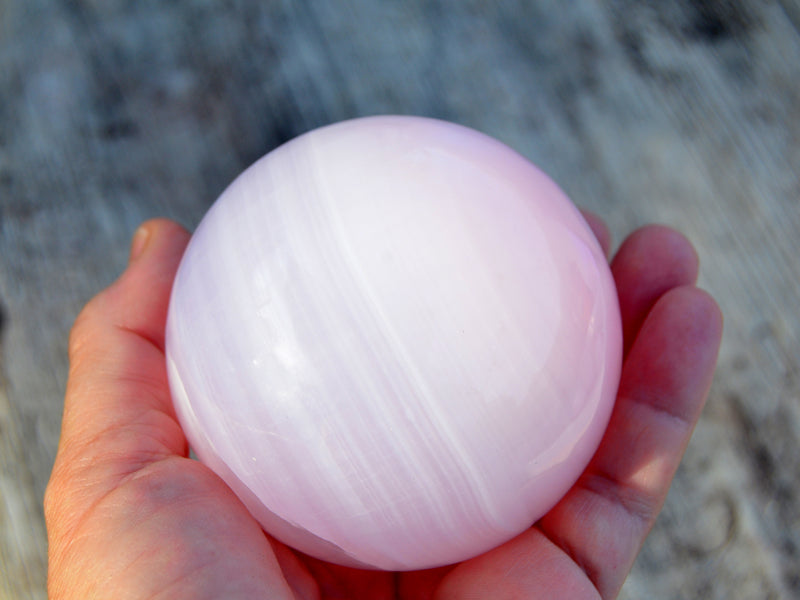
[45,215,721,599]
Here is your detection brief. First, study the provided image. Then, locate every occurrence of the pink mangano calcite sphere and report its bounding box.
[165,116,622,571]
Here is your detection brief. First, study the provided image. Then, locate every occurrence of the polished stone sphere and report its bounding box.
[165,116,622,571]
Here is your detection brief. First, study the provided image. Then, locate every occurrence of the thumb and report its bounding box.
[47,219,191,526]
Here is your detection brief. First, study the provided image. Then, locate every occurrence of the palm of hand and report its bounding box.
[45,217,721,600]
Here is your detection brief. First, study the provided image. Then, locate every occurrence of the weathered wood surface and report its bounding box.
[1,1,798,598]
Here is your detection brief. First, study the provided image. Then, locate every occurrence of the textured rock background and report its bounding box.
[1,1,798,598]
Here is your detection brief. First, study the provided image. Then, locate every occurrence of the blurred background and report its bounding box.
[1,1,798,598]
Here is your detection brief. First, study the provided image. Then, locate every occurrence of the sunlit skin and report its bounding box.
[45,213,721,599]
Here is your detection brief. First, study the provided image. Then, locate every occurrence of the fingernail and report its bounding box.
[129,224,151,263]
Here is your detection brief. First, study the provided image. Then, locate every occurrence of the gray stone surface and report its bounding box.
[1,1,798,598]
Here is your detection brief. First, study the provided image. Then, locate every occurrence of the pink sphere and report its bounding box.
[166,116,622,571]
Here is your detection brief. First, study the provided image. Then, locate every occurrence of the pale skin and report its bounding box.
[45,213,722,599]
